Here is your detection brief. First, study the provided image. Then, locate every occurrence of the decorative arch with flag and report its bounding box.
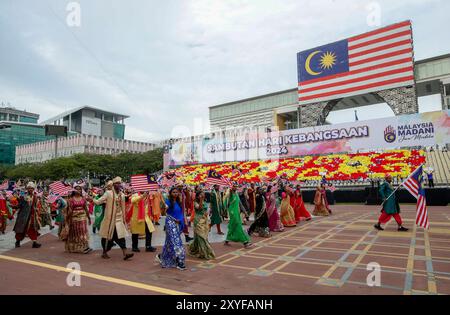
[297,20,414,104]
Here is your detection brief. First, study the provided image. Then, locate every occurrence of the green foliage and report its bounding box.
[0,148,164,181]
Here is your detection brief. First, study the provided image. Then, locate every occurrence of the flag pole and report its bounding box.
[380,164,424,207]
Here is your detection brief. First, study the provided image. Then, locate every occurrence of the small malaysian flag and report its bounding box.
[402,165,429,229]
[131,174,159,192]
[49,181,74,196]
[46,194,60,204]
[160,173,177,187]
[206,170,231,187]
[0,179,8,190]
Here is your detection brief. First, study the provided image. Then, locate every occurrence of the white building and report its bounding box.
[15,133,156,165]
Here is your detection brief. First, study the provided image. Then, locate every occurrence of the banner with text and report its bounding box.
[166,110,449,167]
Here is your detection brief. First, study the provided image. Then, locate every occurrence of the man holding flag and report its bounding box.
[374,174,409,232]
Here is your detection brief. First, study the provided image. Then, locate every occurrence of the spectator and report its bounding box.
[426,167,435,188]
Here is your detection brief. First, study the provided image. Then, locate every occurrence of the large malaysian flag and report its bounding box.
[297,21,414,104]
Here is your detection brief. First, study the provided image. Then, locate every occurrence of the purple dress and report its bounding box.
[265,193,284,232]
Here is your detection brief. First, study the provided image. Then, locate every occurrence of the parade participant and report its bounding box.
[291,185,312,222]
[92,188,105,234]
[151,189,164,225]
[12,182,41,248]
[64,184,92,254]
[224,183,252,248]
[374,174,409,232]
[266,185,284,232]
[239,187,250,224]
[188,189,215,260]
[0,191,11,234]
[313,184,332,216]
[189,187,196,225]
[128,190,156,253]
[39,190,54,230]
[247,183,256,214]
[247,187,270,238]
[92,177,134,260]
[177,183,193,243]
[54,196,68,240]
[280,191,296,227]
[209,184,224,235]
[155,187,186,270]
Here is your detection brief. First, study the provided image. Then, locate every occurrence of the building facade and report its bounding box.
[0,106,39,124]
[40,106,128,139]
[16,133,156,165]
[0,122,54,165]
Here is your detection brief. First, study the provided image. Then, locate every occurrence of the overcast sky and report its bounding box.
[0,0,448,141]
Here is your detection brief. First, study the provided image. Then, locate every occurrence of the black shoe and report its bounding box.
[185,235,193,242]
[374,223,384,231]
[398,226,409,232]
[177,264,187,271]
[146,246,157,252]
[15,241,20,248]
[155,222,160,226]
[32,242,41,248]
[123,253,134,261]
[132,248,140,253]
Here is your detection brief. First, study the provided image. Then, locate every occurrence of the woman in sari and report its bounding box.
[188,189,215,260]
[156,187,186,270]
[54,196,67,240]
[39,190,54,230]
[313,184,332,217]
[64,185,92,253]
[247,187,270,238]
[224,184,252,248]
[265,185,284,232]
[151,190,163,225]
[92,188,104,234]
[292,185,312,222]
[280,191,296,227]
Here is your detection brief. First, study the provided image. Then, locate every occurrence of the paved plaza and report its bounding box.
[1,204,449,295]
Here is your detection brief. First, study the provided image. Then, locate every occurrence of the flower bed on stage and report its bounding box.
[172,149,426,185]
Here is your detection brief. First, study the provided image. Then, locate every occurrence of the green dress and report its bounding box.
[209,190,223,225]
[379,182,400,214]
[93,195,104,229]
[189,201,215,260]
[225,193,250,243]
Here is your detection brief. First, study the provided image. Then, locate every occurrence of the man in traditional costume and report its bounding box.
[209,184,224,235]
[12,182,41,248]
[128,191,156,253]
[374,174,408,232]
[93,177,134,260]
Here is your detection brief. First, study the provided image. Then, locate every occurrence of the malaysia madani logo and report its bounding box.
[384,125,396,143]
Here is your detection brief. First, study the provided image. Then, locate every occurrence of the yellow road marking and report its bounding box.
[0,255,190,295]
